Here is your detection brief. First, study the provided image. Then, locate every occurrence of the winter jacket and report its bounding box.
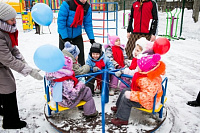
[104,44,130,68]
[45,56,86,107]
[0,22,32,94]
[130,61,165,110]
[62,49,90,75]
[58,0,94,40]
[127,0,158,35]
[86,52,114,70]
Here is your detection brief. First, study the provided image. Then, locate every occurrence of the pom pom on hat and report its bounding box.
[64,42,80,58]
[0,2,17,21]
[137,54,161,72]
[108,33,120,45]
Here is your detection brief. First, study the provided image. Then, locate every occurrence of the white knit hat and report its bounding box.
[0,2,17,21]
[132,37,148,57]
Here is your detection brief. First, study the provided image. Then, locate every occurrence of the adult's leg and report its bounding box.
[72,35,85,66]
[125,34,151,59]
[59,34,65,51]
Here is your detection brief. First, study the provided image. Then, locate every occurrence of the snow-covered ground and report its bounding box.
[0,8,200,133]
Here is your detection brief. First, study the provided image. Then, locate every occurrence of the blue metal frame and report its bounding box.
[44,69,168,133]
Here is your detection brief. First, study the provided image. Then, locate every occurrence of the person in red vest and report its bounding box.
[125,0,158,59]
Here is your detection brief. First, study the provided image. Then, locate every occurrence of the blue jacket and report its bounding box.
[57,0,94,39]
[86,52,114,70]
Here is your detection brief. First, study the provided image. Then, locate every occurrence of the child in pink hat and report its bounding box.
[104,34,130,95]
[111,54,166,126]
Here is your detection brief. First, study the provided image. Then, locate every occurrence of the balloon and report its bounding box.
[34,44,65,72]
[153,37,170,55]
[31,3,53,26]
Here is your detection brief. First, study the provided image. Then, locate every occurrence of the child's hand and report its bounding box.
[93,67,100,72]
[115,70,122,77]
[125,91,131,99]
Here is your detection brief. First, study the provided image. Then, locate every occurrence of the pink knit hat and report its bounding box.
[137,54,161,72]
[108,33,120,45]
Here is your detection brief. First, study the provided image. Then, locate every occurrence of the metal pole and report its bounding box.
[179,0,185,37]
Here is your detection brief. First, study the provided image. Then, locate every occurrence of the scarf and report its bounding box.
[70,0,84,28]
[129,57,137,70]
[131,61,166,91]
[53,72,78,87]
[112,46,125,67]
[8,30,18,47]
[94,59,105,90]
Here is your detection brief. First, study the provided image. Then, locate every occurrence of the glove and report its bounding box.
[90,39,95,45]
[125,91,131,99]
[93,67,100,72]
[29,69,43,80]
[115,70,122,77]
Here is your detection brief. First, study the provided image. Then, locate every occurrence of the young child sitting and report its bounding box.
[45,56,98,118]
[111,54,166,126]
[115,37,153,77]
[104,34,130,95]
[62,42,90,75]
[86,43,114,95]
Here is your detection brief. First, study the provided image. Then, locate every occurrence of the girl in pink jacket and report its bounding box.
[110,54,166,126]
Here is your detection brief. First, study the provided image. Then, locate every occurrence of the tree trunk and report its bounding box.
[192,0,200,23]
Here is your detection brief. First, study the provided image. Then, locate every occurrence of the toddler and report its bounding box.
[111,54,166,126]
[45,56,98,118]
[104,34,130,95]
[86,43,114,95]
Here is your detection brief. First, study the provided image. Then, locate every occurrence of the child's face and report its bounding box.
[6,18,16,26]
[133,45,142,57]
[92,53,100,60]
[79,0,87,4]
[114,39,120,46]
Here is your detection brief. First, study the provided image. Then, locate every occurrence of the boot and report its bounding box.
[84,111,98,119]
[3,120,27,129]
[111,106,117,113]
[111,118,128,126]
[187,101,200,107]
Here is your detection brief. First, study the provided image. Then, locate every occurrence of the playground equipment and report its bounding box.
[82,2,118,43]
[43,68,168,133]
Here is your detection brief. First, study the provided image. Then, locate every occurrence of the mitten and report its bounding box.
[90,39,95,45]
[115,70,122,77]
[29,69,43,80]
[125,91,131,99]
[93,67,100,72]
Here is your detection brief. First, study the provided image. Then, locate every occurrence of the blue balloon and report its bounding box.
[34,44,65,72]
[31,3,53,26]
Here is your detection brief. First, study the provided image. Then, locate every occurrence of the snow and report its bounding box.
[0,8,200,133]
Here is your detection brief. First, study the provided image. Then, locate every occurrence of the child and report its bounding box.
[45,56,98,118]
[0,2,42,129]
[62,41,90,75]
[104,34,130,95]
[111,54,166,126]
[115,37,153,77]
[86,43,114,95]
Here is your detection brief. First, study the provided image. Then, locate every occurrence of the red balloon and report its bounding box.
[153,37,170,55]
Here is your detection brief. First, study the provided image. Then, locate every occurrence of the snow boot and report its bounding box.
[111,106,117,113]
[111,118,128,126]
[3,120,27,129]
[187,101,200,107]
[84,111,98,119]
